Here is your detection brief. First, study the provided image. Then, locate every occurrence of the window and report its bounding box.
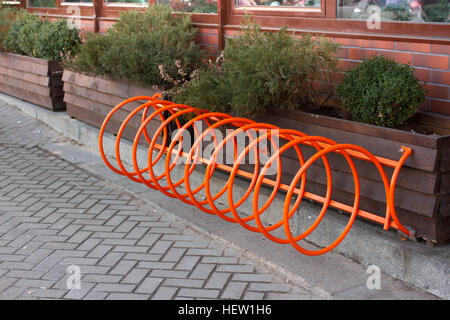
[157,0,218,13]
[28,0,57,7]
[235,0,320,7]
[337,0,450,23]
[61,0,93,3]
[105,0,147,4]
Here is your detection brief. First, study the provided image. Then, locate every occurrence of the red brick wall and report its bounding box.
[334,38,450,115]
[46,17,95,33]
[195,27,219,58]
[98,20,115,34]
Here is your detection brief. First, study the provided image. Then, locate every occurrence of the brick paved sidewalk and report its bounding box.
[0,102,317,300]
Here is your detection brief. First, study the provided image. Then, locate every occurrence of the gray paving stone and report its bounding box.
[164,278,204,288]
[0,286,27,300]
[107,293,149,300]
[83,291,109,300]
[266,292,311,300]
[0,101,431,301]
[162,248,186,262]
[151,286,178,300]
[242,291,265,300]
[109,260,136,275]
[175,256,200,271]
[150,270,190,279]
[83,274,122,283]
[248,283,291,293]
[216,264,255,273]
[189,263,215,280]
[0,277,18,292]
[112,245,148,253]
[93,283,135,293]
[221,281,248,299]
[135,277,163,294]
[232,273,273,283]
[97,252,124,266]
[121,269,149,284]
[205,272,231,289]
[63,282,95,300]
[177,288,220,299]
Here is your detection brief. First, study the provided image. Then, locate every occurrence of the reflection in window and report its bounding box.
[28,0,56,7]
[28,0,56,8]
[235,0,320,7]
[157,0,218,13]
[106,0,147,3]
[337,0,449,23]
[62,0,92,3]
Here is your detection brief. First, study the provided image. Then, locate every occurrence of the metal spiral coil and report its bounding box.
[99,94,413,256]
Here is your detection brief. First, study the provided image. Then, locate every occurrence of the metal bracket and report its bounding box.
[397,226,417,242]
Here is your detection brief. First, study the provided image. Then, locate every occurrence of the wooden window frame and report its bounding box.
[232,0,325,18]
[19,0,450,44]
[225,0,450,43]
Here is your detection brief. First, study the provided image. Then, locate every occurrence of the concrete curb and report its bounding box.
[1,92,448,299]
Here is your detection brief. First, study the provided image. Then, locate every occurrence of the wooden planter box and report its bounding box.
[0,52,65,111]
[62,70,161,142]
[257,110,450,244]
[62,70,450,244]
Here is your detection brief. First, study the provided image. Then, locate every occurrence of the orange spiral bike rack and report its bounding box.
[99,94,415,256]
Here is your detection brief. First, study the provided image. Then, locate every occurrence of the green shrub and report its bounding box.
[0,6,23,51]
[170,63,231,114]
[172,20,340,117]
[4,12,81,60]
[424,0,450,23]
[67,4,204,88]
[337,55,425,128]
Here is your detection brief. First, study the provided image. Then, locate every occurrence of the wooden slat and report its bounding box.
[268,109,443,149]
[437,216,450,244]
[274,162,437,217]
[244,171,444,242]
[64,82,143,112]
[291,177,443,242]
[0,65,50,86]
[0,52,49,76]
[63,70,160,100]
[440,172,450,195]
[440,147,450,173]
[0,82,53,110]
[50,86,64,98]
[50,94,65,111]
[286,147,438,194]
[439,194,450,217]
[50,74,63,87]
[64,92,161,133]
[0,74,51,97]
[256,139,439,195]
[258,114,439,172]
[48,60,63,73]
[66,102,162,146]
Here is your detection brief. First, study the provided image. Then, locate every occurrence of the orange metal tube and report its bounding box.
[99,96,414,256]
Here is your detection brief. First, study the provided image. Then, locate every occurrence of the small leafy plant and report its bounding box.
[172,19,340,117]
[67,4,204,89]
[337,55,425,128]
[4,12,81,60]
